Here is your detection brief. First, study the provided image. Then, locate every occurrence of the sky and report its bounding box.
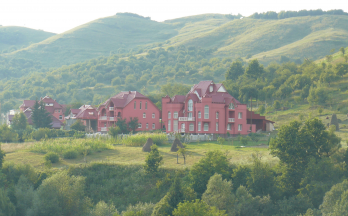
[0,0,347,34]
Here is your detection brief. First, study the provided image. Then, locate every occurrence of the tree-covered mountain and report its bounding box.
[3,12,348,67]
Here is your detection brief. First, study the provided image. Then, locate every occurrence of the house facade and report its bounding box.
[97,91,162,132]
[65,105,98,132]
[19,96,66,129]
[162,81,274,135]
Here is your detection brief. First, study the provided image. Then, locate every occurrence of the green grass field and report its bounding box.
[2,139,275,170]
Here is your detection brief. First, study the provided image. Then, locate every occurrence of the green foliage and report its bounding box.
[11,112,28,131]
[239,136,250,146]
[245,59,264,79]
[225,61,244,80]
[0,145,4,169]
[89,201,119,216]
[71,120,86,131]
[62,150,79,159]
[340,47,346,56]
[128,117,139,133]
[31,100,52,129]
[123,133,167,147]
[320,179,348,215]
[108,125,121,138]
[307,87,328,106]
[14,175,35,216]
[0,188,16,216]
[122,202,154,216]
[144,145,163,175]
[0,125,18,143]
[28,128,84,141]
[258,105,265,114]
[116,118,129,134]
[273,100,281,110]
[172,199,227,216]
[190,150,232,197]
[44,152,59,164]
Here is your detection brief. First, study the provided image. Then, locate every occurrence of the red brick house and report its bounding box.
[65,105,98,132]
[19,96,66,129]
[97,91,162,132]
[162,81,274,135]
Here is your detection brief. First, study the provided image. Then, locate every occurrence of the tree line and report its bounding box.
[250,9,348,20]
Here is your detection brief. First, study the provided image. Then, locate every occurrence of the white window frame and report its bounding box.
[138,123,142,128]
[216,122,219,131]
[204,123,209,131]
[152,123,155,129]
[198,111,201,119]
[204,105,209,119]
[174,112,178,119]
[168,120,171,131]
[238,124,242,131]
[188,112,192,118]
[238,112,242,119]
[198,122,201,131]
[209,86,213,92]
[146,123,148,129]
[168,112,171,119]
[152,113,155,118]
[189,123,194,131]
[145,102,147,110]
[140,101,142,110]
[229,103,235,109]
[216,112,219,119]
[59,115,62,120]
[188,99,193,111]
[227,124,231,130]
[174,120,178,132]
[143,113,146,118]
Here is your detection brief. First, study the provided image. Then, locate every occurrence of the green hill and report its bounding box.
[4,14,348,68]
[0,26,55,53]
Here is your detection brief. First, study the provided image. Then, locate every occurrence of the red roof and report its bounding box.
[99,91,148,110]
[20,100,36,108]
[246,110,275,123]
[75,105,98,120]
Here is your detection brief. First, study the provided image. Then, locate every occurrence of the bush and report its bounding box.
[44,152,59,163]
[123,133,168,147]
[63,150,79,159]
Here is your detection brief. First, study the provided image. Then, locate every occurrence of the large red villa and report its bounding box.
[161,81,274,135]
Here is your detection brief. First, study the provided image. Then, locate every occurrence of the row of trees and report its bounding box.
[250,9,348,20]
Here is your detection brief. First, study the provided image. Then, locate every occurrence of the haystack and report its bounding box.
[170,138,184,152]
[330,114,340,131]
[142,138,153,152]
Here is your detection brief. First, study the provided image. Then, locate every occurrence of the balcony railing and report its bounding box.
[100,116,107,120]
[109,107,114,111]
[179,117,195,121]
[101,127,107,131]
[109,117,115,121]
[180,128,185,132]
[228,118,235,123]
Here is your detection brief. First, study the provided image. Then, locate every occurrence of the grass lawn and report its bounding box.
[2,139,275,170]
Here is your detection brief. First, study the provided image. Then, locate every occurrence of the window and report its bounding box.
[227,124,231,130]
[174,112,178,119]
[59,115,62,120]
[168,120,171,131]
[104,123,106,127]
[89,112,93,115]
[204,105,209,119]
[198,122,201,131]
[238,112,242,119]
[209,86,213,92]
[146,123,148,129]
[216,122,219,131]
[152,123,155,129]
[174,120,178,132]
[145,102,147,110]
[188,99,193,111]
[140,101,142,109]
[204,123,209,131]
[143,113,146,118]
[229,103,235,109]
[134,101,136,109]
[216,112,219,119]
[198,111,201,119]
[58,109,61,113]
[152,113,155,118]
[138,123,142,128]
[238,124,242,131]
[168,112,171,119]
[188,112,192,118]
[189,123,194,131]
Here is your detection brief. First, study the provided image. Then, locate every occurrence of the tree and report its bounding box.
[245,59,265,79]
[116,118,128,134]
[225,61,244,80]
[11,112,27,131]
[89,201,119,216]
[0,144,4,169]
[128,117,139,133]
[190,150,232,197]
[325,55,333,62]
[108,125,120,138]
[0,188,16,216]
[70,120,86,131]
[335,63,348,77]
[14,175,35,216]
[172,200,226,216]
[340,47,346,56]
[320,179,348,215]
[31,100,52,129]
[320,71,338,86]
[202,173,234,214]
[258,105,265,114]
[273,100,281,110]
[144,145,163,175]
[178,144,189,164]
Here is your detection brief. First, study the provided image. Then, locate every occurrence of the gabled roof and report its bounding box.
[20,100,36,108]
[100,91,148,109]
[75,105,98,120]
[171,95,186,103]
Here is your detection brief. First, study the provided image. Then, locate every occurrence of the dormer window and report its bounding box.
[209,86,213,92]
[229,103,235,109]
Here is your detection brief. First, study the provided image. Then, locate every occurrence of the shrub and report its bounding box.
[44,152,59,163]
[63,150,78,159]
[123,133,168,147]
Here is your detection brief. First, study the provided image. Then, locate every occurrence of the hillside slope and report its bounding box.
[0,26,55,53]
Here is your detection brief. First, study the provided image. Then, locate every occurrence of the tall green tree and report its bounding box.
[128,117,139,133]
[225,61,244,80]
[116,118,128,134]
[11,112,27,131]
[31,100,52,129]
[0,188,16,216]
[70,120,86,131]
[0,144,5,169]
[340,47,346,56]
[172,200,226,216]
[245,59,265,79]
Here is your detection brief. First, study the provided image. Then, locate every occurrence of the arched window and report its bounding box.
[134,101,136,109]
[198,111,201,119]
[216,112,219,119]
[229,103,235,109]
[145,101,148,110]
[204,105,209,119]
[140,101,142,109]
[168,112,171,119]
[188,99,193,111]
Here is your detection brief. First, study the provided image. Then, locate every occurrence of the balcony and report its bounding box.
[101,127,107,132]
[228,118,235,123]
[100,116,107,120]
[109,117,115,121]
[109,107,114,111]
[180,128,185,133]
[179,117,195,121]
